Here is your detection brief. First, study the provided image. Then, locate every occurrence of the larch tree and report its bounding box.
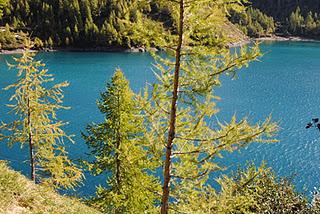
[0,0,6,18]
[82,69,160,213]
[1,42,82,190]
[289,7,304,34]
[136,0,278,213]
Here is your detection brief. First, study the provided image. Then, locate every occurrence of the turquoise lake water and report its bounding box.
[1,41,320,196]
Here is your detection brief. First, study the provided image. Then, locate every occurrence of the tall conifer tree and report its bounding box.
[1,41,82,190]
[83,69,159,213]
[136,0,278,213]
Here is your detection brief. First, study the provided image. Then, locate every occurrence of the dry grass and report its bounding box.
[0,161,101,214]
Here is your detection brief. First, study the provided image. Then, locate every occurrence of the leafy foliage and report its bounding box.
[215,163,310,213]
[134,0,279,212]
[251,0,320,22]
[285,7,320,37]
[83,69,160,213]
[1,42,82,190]
[230,7,276,37]
[247,1,320,38]
[167,163,320,213]
[0,0,156,48]
[0,0,249,49]
[0,0,7,18]
[0,24,28,50]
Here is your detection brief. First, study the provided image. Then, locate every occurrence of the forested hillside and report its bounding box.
[0,0,249,50]
[252,0,320,20]
[0,0,168,49]
[234,0,320,38]
[1,0,320,49]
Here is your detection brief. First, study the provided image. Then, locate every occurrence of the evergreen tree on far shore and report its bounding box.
[0,0,7,18]
[289,7,304,34]
[0,0,153,48]
[83,69,159,213]
[230,7,276,37]
[305,12,317,33]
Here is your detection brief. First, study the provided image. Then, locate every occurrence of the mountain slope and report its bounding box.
[252,0,320,21]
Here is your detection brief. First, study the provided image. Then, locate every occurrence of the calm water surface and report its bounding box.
[1,41,320,196]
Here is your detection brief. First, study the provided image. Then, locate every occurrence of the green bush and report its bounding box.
[215,163,319,213]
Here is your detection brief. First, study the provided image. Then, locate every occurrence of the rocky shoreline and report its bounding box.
[1,36,319,54]
[0,46,159,55]
[0,48,38,54]
[228,35,320,47]
[255,35,320,42]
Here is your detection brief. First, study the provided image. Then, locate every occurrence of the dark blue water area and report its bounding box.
[214,41,320,195]
[1,41,320,197]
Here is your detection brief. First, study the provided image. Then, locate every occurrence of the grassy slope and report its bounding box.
[0,161,101,214]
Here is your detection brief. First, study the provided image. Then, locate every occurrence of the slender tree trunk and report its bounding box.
[115,139,121,214]
[160,0,184,213]
[115,91,121,214]
[27,97,35,182]
[115,140,121,214]
[115,143,121,191]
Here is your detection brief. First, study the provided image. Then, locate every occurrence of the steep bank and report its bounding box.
[0,161,100,214]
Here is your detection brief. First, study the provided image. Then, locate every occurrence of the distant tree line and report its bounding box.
[230,3,320,39]
[251,0,320,21]
[286,7,320,37]
[2,0,320,48]
[0,0,169,49]
[230,7,276,38]
[249,0,320,38]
